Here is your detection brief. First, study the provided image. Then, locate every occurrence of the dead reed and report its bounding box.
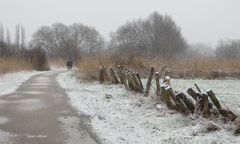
[76,55,240,80]
[0,58,32,74]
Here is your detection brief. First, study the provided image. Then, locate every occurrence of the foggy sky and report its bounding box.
[0,0,240,46]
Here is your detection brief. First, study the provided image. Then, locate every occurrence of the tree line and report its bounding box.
[0,23,26,57]
[31,23,104,62]
[1,11,240,62]
[109,12,187,58]
[0,23,49,71]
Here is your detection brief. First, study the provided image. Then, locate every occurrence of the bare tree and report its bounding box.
[109,11,187,58]
[21,26,26,49]
[110,19,151,56]
[32,23,105,62]
[6,28,11,46]
[0,23,4,42]
[15,24,20,49]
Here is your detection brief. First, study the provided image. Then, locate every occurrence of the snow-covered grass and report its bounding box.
[58,72,240,144]
[0,71,42,96]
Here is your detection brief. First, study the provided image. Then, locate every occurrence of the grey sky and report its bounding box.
[0,0,239,46]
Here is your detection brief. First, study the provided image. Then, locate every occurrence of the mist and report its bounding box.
[0,0,240,46]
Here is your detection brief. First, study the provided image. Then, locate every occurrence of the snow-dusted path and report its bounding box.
[0,71,100,144]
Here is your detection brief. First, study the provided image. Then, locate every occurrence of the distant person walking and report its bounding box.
[66,60,73,70]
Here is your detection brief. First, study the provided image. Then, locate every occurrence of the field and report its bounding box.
[58,71,240,144]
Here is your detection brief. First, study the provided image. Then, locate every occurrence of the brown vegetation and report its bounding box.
[76,55,240,80]
[0,47,49,74]
[48,58,67,68]
[0,58,32,74]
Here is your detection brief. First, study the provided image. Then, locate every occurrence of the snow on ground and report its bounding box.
[0,71,42,96]
[58,71,240,144]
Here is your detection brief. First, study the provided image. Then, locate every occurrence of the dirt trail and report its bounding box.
[0,71,100,144]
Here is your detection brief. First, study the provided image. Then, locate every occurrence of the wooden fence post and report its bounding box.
[165,86,188,113]
[187,88,198,101]
[144,66,154,96]
[103,66,110,82]
[155,72,161,96]
[98,66,104,84]
[202,93,210,118]
[132,72,143,93]
[161,86,175,109]
[110,67,119,84]
[177,92,195,114]
[207,90,222,109]
[136,73,144,92]
[117,65,124,84]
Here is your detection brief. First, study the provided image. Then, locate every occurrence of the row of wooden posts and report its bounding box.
[98,65,238,123]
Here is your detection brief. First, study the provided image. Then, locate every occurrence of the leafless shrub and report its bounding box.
[29,47,50,71]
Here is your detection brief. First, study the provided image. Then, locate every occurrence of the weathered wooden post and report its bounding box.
[144,66,154,96]
[187,88,198,101]
[207,90,222,109]
[165,86,188,113]
[126,73,134,91]
[207,90,237,121]
[117,65,124,84]
[194,84,213,110]
[136,73,144,92]
[177,92,195,114]
[129,72,138,92]
[132,72,143,93]
[98,66,104,84]
[103,66,110,82]
[202,93,210,118]
[110,67,119,84]
[155,72,161,96]
[161,86,175,109]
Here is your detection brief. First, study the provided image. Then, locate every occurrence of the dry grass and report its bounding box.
[49,58,67,69]
[137,57,240,72]
[76,55,114,81]
[76,55,240,80]
[0,58,33,74]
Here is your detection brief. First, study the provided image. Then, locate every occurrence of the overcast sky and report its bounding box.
[0,0,239,46]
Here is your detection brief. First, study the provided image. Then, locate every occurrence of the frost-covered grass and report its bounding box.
[0,71,42,96]
[58,72,240,144]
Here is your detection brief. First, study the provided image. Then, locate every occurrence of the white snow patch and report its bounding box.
[0,71,42,96]
[58,72,240,144]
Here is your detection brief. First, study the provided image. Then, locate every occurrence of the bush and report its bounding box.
[26,47,50,71]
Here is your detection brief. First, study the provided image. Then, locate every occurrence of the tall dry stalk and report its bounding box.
[0,58,32,74]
